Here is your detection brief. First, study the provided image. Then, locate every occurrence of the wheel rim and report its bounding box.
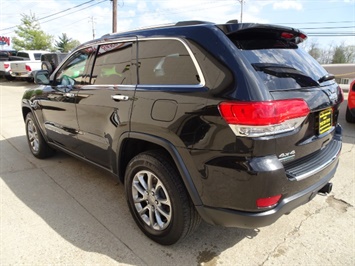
[132,170,172,231]
[27,119,39,153]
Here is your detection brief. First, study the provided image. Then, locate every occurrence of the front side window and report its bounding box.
[138,39,200,85]
[56,48,91,85]
[91,42,133,85]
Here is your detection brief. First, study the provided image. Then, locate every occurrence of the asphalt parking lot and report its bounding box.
[1,79,354,265]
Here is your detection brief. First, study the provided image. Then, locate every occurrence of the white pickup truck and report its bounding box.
[9,50,49,80]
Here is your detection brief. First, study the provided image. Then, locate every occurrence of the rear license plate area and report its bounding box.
[319,108,332,134]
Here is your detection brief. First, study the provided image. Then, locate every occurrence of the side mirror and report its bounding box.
[33,70,50,85]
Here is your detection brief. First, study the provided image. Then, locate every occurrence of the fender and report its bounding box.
[21,98,52,144]
[118,132,203,206]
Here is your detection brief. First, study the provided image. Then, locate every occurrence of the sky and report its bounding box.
[0,0,354,50]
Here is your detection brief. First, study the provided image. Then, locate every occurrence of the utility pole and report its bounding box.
[112,0,117,33]
[89,16,96,39]
[238,0,244,23]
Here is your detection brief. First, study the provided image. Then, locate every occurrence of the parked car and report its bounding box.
[10,50,49,81]
[22,20,343,245]
[0,49,17,61]
[346,80,355,123]
[41,52,68,74]
[0,49,17,80]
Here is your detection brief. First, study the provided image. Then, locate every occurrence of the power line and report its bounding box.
[278,21,355,25]
[301,26,355,30]
[0,0,107,32]
[37,0,97,22]
[40,0,108,24]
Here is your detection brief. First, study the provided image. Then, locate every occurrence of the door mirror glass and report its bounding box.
[33,70,50,85]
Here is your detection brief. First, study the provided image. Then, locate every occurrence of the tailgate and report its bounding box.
[270,85,342,166]
[10,62,27,73]
[226,24,343,173]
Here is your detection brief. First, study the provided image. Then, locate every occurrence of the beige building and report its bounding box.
[322,64,355,88]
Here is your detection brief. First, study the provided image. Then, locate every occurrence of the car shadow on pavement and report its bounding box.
[1,135,258,265]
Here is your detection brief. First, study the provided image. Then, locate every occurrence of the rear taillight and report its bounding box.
[25,65,31,72]
[4,63,9,68]
[281,31,307,43]
[256,194,282,208]
[218,99,310,137]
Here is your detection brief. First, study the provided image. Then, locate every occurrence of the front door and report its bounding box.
[40,48,93,153]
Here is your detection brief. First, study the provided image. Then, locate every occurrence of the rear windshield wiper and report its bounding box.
[252,63,319,87]
[318,74,335,83]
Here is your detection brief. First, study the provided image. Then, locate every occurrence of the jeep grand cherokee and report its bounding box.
[22,20,343,245]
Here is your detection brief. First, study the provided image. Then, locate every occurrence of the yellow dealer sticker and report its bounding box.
[319,108,332,134]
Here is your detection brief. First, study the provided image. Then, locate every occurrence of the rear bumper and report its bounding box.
[196,161,337,228]
[11,72,31,77]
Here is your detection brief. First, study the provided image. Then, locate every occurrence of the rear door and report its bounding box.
[75,39,137,169]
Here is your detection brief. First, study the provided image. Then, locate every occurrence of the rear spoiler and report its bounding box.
[217,23,308,44]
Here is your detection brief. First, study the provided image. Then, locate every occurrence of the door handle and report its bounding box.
[111,95,129,101]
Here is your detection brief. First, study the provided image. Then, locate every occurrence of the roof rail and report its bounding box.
[101,23,176,38]
[175,20,213,26]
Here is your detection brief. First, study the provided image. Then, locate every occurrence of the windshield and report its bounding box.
[232,38,329,91]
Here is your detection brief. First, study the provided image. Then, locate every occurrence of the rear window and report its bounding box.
[231,34,329,91]
[17,52,30,59]
[34,53,42,60]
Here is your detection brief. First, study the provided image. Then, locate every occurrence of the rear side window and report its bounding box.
[138,39,200,85]
[91,42,133,85]
[17,52,30,59]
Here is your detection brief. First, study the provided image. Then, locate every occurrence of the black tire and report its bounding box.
[25,112,54,159]
[5,75,15,81]
[346,106,355,123]
[26,77,34,83]
[124,150,201,245]
[41,61,53,74]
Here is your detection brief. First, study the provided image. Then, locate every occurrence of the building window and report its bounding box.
[340,78,349,85]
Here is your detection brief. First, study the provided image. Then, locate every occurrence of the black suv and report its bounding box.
[22,21,343,245]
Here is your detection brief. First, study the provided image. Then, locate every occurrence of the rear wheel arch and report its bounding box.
[117,133,203,206]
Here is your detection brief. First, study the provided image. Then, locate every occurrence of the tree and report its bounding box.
[54,33,81,52]
[12,13,53,50]
[332,44,347,64]
[307,41,322,62]
[342,44,355,63]
[304,41,355,64]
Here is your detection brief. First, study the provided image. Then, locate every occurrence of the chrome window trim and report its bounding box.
[80,84,136,89]
[71,37,206,88]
